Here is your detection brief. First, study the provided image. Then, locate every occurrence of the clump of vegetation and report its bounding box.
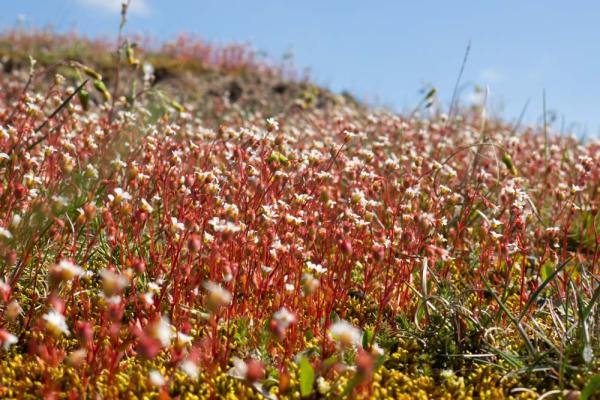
[0,6,599,399]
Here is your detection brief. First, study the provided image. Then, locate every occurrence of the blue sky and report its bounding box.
[1,1,599,136]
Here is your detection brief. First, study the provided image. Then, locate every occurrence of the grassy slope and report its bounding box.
[0,31,599,399]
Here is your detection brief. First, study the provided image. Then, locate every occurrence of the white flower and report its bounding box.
[261,265,273,274]
[228,357,248,380]
[302,273,320,294]
[148,281,161,293]
[208,217,242,234]
[490,218,503,228]
[105,295,122,305]
[273,307,296,330]
[293,193,312,205]
[170,217,185,233]
[99,269,130,294]
[175,331,193,348]
[223,270,233,282]
[224,203,239,219]
[143,63,155,82]
[53,259,83,281]
[203,231,214,243]
[512,189,529,210]
[150,316,173,347]
[266,117,279,131]
[43,309,70,337]
[10,214,21,228]
[140,199,154,213]
[85,164,99,179]
[317,377,331,394]
[315,171,332,180]
[371,343,385,357]
[0,278,10,295]
[490,231,503,241]
[405,186,420,199]
[306,261,327,274]
[440,369,455,379]
[112,187,132,203]
[329,320,361,349]
[111,156,127,170]
[0,227,12,240]
[351,189,367,206]
[6,300,22,320]
[142,292,154,305]
[439,184,452,195]
[269,239,286,257]
[148,370,166,386]
[43,145,57,157]
[571,185,584,193]
[442,165,457,178]
[51,195,69,209]
[0,330,18,350]
[179,359,199,379]
[506,242,520,254]
[285,214,303,226]
[203,281,232,309]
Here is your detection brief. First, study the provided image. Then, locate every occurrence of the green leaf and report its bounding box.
[583,284,600,320]
[126,44,140,65]
[362,329,374,349]
[82,66,102,80]
[299,356,314,398]
[396,314,410,330]
[93,79,112,102]
[170,100,185,113]
[501,152,518,176]
[424,87,437,108]
[323,355,338,367]
[78,88,90,111]
[582,373,600,400]
[518,258,571,321]
[304,328,314,341]
[540,263,553,282]
[329,310,340,323]
[424,87,437,102]
[374,354,386,370]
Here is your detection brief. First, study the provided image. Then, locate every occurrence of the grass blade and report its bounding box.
[518,258,571,322]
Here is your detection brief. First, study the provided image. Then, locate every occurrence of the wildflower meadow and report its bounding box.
[0,5,600,400]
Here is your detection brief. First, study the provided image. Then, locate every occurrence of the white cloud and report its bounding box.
[77,0,150,16]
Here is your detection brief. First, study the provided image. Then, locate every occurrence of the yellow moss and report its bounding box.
[0,334,586,399]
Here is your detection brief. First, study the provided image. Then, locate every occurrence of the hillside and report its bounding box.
[0,31,599,399]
